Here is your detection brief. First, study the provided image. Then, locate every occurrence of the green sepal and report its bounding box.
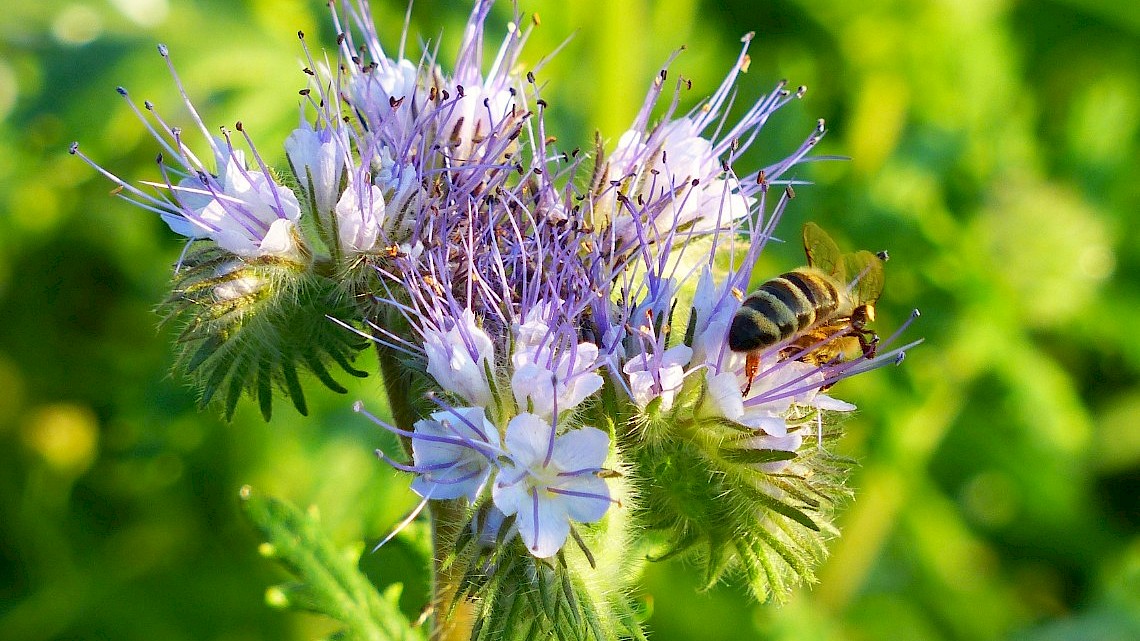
[239,487,421,641]
[162,245,368,421]
[442,472,644,641]
[627,371,856,603]
[719,448,799,465]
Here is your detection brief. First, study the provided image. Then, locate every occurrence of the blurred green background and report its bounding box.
[3,0,1139,639]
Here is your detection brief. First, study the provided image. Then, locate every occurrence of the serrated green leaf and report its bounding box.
[240,488,421,641]
[750,489,821,532]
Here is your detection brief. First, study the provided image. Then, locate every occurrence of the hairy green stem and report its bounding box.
[377,343,475,641]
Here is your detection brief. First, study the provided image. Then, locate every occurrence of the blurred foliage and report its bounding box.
[1,0,1139,640]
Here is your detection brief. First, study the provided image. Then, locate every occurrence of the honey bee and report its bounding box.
[728,222,884,392]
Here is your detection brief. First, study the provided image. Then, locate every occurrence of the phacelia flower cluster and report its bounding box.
[74,0,919,633]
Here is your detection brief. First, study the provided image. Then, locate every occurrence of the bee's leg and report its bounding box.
[857,329,879,359]
[742,352,760,395]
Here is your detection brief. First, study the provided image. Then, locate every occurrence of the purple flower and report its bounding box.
[623,345,692,411]
[408,407,501,501]
[510,304,604,421]
[70,47,306,262]
[492,414,613,558]
[333,176,387,255]
[284,119,346,218]
[423,309,496,408]
[174,144,304,259]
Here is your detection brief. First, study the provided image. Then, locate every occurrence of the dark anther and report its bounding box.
[785,185,796,198]
[527,71,535,84]
[299,89,310,96]
[116,86,128,96]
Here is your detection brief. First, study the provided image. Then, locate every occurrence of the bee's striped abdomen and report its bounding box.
[728,267,842,352]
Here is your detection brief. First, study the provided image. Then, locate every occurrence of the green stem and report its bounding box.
[376,343,475,641]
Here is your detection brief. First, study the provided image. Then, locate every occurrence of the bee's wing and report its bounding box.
[803,222,844,280]
[843,250,884,304]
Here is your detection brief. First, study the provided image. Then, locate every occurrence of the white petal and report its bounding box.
[551,427,609,472]
[515,489,570,558]
[411,472,479,501]
[662,345,693,368]
[813,394,857,412]
[742,414,789,437]
[511,362,555,418]
[491,465,528,516]
[558,371,603,413]
[701,371,744,421]
[258,219,301,258]
[422,314,494,407]
[335,182,385,253]
[160,212,204,239]
[558,475,612,524]
[504,413,554,469]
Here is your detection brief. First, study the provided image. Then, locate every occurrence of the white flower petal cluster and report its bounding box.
[510,306,604,421]
[334,180,387,255]
[609,118,754,246]
[423,309,495,408]
[623,345,692,411]
[173,146,304,260]
[492,414,612,558]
